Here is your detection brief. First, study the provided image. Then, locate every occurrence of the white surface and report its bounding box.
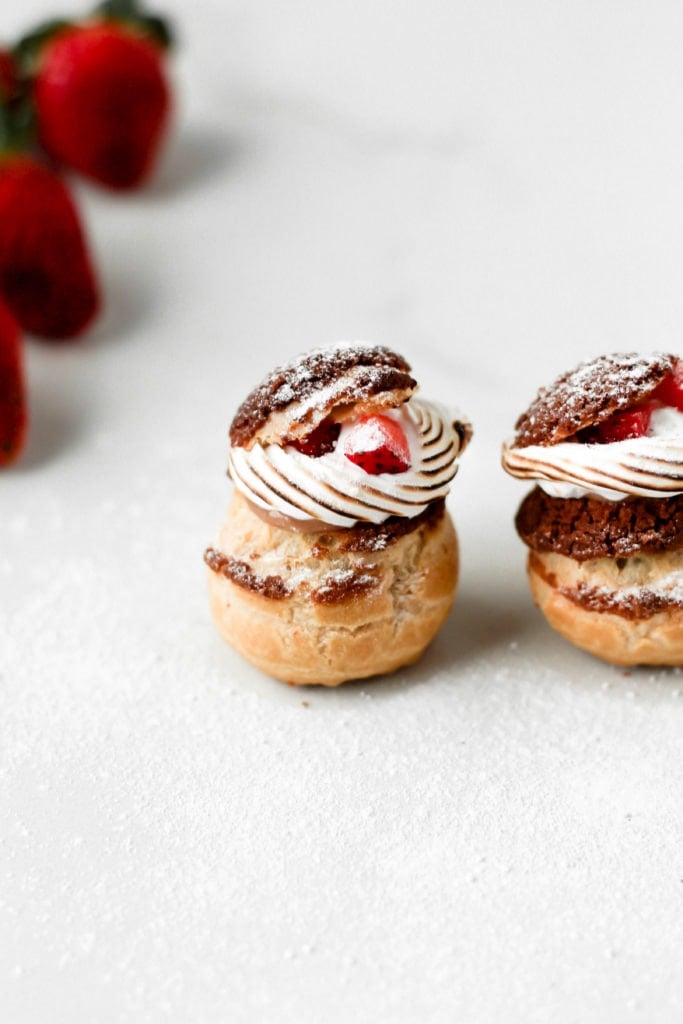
[3,2,683,1021]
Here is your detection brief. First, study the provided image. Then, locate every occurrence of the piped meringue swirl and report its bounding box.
[503,407,683,501]
[229,398,470,527]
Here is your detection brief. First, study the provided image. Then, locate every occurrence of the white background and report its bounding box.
[3,1,683,1021]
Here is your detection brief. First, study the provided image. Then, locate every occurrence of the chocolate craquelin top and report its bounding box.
[513,352,675,448]
[516,486,683,561]
[230,344,416,448]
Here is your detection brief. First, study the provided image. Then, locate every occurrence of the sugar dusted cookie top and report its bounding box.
[229,344,417,449]
[513,352,675,448]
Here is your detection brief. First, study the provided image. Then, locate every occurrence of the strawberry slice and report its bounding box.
[582,403,655,444]
[652,362,683,411]
[0,300,27,466]
[343,414,411,474]
[290,419,340,457]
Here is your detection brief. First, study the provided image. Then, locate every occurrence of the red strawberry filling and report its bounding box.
[575,360,683,444]
[290,419,340,457]
[580,402,656,444]
[652,362,683,411]
[343,414,411,475]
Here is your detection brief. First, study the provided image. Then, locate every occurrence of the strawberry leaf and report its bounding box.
[95,0,174,49]
[0,95,36,157]
[14,20,73,75]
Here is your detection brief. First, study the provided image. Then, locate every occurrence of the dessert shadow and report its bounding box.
[440,590,536,665]
[330,588,539,699]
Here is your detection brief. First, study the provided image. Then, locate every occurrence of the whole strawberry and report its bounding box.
[0,145,100,338]
[21,2,172,190]
[0,299,27,465]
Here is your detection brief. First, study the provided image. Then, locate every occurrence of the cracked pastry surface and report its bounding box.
[528,548,683,665]
[206,491,458,686]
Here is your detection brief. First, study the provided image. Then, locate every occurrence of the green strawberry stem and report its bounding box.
[13,19,73,76]
[0,95,36,159]
[15,4,173,73]
[97,0,140,15]
[95,0,174,49]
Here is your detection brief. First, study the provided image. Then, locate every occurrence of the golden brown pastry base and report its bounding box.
[207,492,458,686]
[528,549,683,666]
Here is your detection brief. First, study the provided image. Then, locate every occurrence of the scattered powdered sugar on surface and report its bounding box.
[5,513,683,1023]
[5,30,683,1018]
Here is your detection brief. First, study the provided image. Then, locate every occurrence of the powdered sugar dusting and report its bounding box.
[229,343,415,447]
[311,566,379,603]
[617,571,683,604]
[6,474,683,1024]
[567,570,683,617]
[514,352,675,448]
[317,565,377,590]
[353,532,390,551]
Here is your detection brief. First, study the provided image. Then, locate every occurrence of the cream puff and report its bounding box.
[205,343,471,685]
[502,352,683,665]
